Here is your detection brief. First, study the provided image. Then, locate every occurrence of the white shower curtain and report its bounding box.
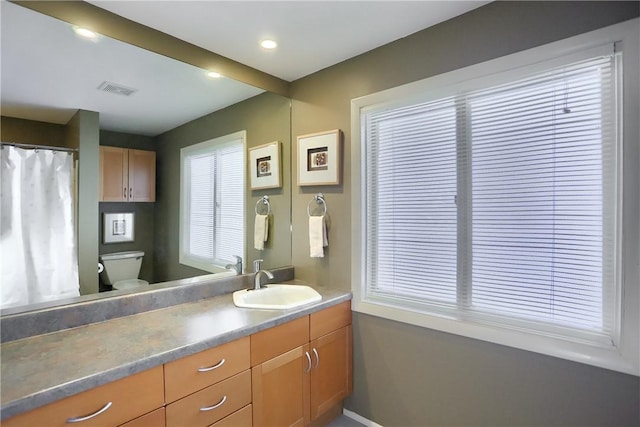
[0,145,80,309]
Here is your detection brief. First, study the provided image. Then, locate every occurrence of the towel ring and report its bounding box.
[255,195,271,215]
[307,193,327,217]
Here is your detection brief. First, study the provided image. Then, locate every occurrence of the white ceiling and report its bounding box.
[1,1,489,136]
[88,1,490,82]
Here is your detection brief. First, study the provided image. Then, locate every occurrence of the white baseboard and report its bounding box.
[343,408,384,427]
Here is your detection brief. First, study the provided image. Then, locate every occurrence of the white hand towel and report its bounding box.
[254,214,269,250]
[309,215,328,258]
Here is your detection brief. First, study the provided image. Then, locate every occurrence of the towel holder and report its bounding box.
[307,193,327,217]
[255,195,271,215]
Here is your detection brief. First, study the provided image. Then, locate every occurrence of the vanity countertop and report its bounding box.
[0,284,351,420]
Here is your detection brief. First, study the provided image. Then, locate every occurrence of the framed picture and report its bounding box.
[103,212,135,244]
[297,129,342,186]
[249,142,281,190]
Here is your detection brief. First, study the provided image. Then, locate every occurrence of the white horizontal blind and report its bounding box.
[364,52,617,341]
[366,100,459,306]
[187,153,216,260]
[468,56,615,334]
[216,143,244,263]
[183,137,245,267]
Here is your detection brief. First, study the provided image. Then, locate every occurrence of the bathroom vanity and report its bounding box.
[0,273,351,427]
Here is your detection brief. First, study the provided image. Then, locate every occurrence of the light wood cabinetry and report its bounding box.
[165,370,251,427]
[164,337,252,427]
[251,301,353,427]
[100,146,155,202]
[119,407,165,427]
[2,302,351,427]
[164,337,250,404]
[2,366,164,427]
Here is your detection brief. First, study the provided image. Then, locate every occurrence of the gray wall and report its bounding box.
[99,130,156,286]
[66,110,100,296]
[289,1,640,425]
[1,116,67,147]
[154,91,291,282]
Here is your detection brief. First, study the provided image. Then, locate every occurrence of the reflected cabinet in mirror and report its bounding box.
[0,2,292,314]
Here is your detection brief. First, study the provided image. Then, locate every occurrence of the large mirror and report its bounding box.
[0,2,292,314]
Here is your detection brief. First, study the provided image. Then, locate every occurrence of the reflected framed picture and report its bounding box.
[297,129,342,186]
[103,212,135,244]
[249,142,281,190]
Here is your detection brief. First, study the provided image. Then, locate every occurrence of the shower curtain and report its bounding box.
[0,145,80,309]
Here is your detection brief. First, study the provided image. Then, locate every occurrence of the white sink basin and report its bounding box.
[233,284,322,309]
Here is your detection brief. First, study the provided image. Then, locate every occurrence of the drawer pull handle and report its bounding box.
[305,351,312,373]
[66,401,112,423]
[197,358,225,372]
[312,348,320,369]
[200,395,227,412]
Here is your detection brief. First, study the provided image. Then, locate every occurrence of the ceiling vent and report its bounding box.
[97,81,137,97]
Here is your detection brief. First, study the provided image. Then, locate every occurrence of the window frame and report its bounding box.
[179,131,246,273]
[351,19,639,376]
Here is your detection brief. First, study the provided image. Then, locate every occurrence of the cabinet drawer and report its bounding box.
[209,405,252,427]
[165,370,251,427]
[164,337,250,403]
[3,366,164,427]
[119,407,165,427]
[310,301,352,340]
[251,316,309,366]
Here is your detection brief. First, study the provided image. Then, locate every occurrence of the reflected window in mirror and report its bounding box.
[179,131,246,273]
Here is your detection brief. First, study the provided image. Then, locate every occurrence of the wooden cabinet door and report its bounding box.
[309,326,352,422]
[166,370,251,427]
[251,344,310,427]
[128,149,155,202]
[119,407,166,427]
[100,146,128,202]
[3,366,164,427]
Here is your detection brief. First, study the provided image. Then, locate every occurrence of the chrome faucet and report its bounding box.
[253,259,274,290]
[225,255,243,275]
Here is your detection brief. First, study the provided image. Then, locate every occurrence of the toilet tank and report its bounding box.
[99,251,144,285]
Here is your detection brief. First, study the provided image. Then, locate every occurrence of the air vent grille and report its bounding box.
[97,81,137,97]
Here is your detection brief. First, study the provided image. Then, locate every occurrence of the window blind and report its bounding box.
[216,144,245,263]
[363,53,617,342]
[182,137,244,267]
[187,153,216,259]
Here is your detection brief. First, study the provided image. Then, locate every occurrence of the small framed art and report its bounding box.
[249,142,281,190]
[103,212,135,244]
[297,129,342,186]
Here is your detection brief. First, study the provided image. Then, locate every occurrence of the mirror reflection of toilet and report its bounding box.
[98,251,148,290]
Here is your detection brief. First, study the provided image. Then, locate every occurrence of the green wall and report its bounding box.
[289,1,640,425]
[154,91,291,282]
[65,110,100,296]
[1,116,67,147]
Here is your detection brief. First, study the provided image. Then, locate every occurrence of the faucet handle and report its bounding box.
[253,259,263,273]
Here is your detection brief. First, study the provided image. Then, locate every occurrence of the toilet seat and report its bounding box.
[113,279,149,290]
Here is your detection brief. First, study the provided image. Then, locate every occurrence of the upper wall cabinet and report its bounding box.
[100,146,156,202]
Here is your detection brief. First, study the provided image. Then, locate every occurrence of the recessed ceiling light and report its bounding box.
[73,27,98,39]
[207,71,222,79]
[260,39,277,50]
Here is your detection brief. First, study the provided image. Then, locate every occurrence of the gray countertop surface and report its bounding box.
[0,286,351,420]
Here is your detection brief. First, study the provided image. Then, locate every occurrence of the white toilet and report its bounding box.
[99,251,149,290]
